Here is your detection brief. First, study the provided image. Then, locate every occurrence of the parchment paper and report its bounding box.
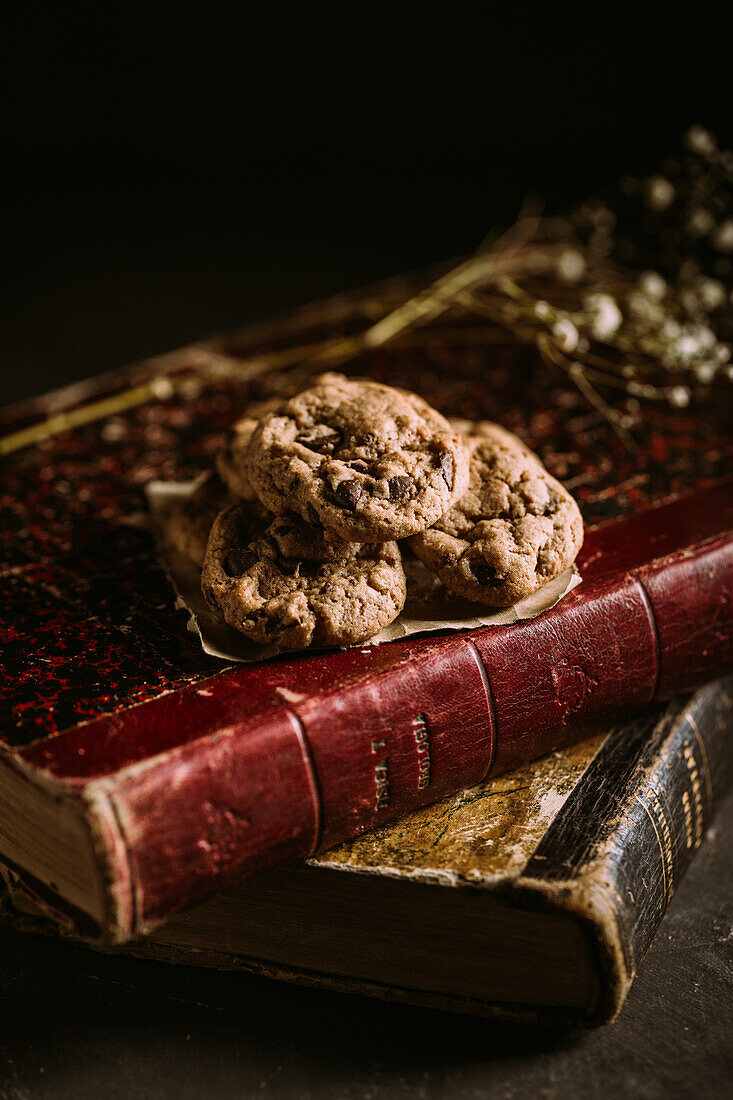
[145,479,582,663]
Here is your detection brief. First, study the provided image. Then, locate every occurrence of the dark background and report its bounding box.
[3,11,730,405]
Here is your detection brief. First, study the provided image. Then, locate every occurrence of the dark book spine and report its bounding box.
[522,675,733,1024]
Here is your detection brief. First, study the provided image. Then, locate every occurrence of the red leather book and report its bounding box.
[1,272,732,943]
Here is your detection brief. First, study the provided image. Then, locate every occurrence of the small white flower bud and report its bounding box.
[583,293,623,339]
[695,326,716,350]
[688,208,715,237]
[696,278,726,311]
[662,319,681,339]
[553,319,579,353]
[150,377,175,400]
[645,176,675,212]
[638,271,667,300]
[555,249,586,284]
[684,125,716,156]
[713,219,733,253]
[695,362,716,384]
[668,386,691,408]
[677,335,701,360]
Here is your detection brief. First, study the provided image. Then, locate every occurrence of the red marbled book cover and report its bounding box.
[1,270,732,942]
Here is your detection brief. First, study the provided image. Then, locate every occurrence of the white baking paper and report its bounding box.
[145,479,582,663]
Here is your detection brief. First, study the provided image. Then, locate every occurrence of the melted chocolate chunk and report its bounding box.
[222,547,258,577]
[332,479,362,510]
[469,560,504,588]
[270,518,297,537]
[247,610,280,635]
[273,558,300,576]
[358,432,379,453]
[296,426,342,454]
[388,475,412,501]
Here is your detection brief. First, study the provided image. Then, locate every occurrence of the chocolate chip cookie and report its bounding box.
[409,424,583,606]
[201,505,406,649]
[166,472,236,567]
[244,376,469,541]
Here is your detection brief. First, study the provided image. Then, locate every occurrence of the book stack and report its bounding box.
[1,264,731,1024]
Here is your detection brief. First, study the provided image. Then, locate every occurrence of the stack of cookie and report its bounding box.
[167,373,583,651]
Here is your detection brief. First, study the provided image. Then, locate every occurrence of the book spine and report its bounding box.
[522,675,733,1024]
[478,533,733,775]
[602,677,733,1020]
[638,533,733,698]
[87,636,494,936]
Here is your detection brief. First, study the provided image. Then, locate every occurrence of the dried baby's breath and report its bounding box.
[452,125,733,442]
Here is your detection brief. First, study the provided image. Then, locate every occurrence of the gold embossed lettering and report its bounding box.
[411,712,433,789]
[374,760,390,810]
[683,743,704,847]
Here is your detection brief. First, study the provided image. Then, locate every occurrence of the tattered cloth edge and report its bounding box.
[143,479,582,664]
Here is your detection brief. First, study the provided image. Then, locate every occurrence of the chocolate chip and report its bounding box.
[359,432,378,450]
[273,558,300,576]
[295,426,342,454]
[388,475,412,500]
[541,491,560,517]
[332,479,362,510]
[222,547,258,577]
[469,561,503,588]
[248,611,280,635]
[439,451,454,489]
[271,518,296,537]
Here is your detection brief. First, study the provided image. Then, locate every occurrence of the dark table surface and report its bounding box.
[1,788,731,1100]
